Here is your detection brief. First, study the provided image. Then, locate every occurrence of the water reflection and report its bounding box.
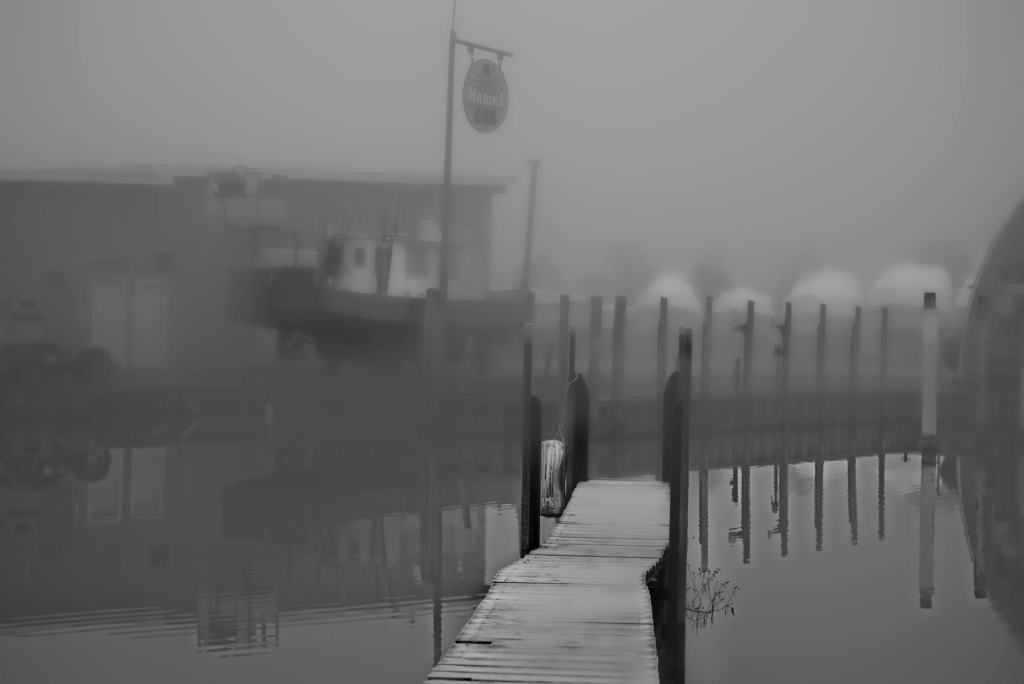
[0,410,524,683]
[4,399,1024,682]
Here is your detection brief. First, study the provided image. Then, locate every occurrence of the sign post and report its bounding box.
[439,31,512,299]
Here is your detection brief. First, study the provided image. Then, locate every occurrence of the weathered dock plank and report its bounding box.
[425,479,669,684]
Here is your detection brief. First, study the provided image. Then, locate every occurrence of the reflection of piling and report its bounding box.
[741,464,751,564]
[919,447,937,608]
[848,456,858,545]
[878,454,886,541]
[921,293,939,451]
[699,466,709,569]
[779,455,789,558]
[814,456,824,552]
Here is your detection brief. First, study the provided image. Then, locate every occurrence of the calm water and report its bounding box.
[2,414,1023,683]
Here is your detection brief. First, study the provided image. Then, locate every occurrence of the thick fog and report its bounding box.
[2,1,1023,292]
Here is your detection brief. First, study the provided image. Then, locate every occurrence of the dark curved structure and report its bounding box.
[960,193,1024,428]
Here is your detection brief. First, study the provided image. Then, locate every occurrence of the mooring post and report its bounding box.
[612,295,627,400]
[558,293,570,386]
[972,450,988,598]
[779,301,792,429]
[569,373,590,499]
[520,323,534,558]
[922,293,938,452]
[657,296,668,398]
[661,329,684,483]
[849,305,861,436]
[589,296,603,423]
[529,396,541,552]
[667,327,693,678]
[817,303,827,430]
[566,326,577,469]
[701,296,712,398]
[878,306,889,455]
[743,299,754,423]
[611,295,627,436]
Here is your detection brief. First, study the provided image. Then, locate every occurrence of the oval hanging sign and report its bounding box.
[463,58,508,133]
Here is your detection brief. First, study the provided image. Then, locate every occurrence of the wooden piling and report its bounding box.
[662,367,681,484]
[667,327,692,678]
[612,295,627,402]
[520,322,534,558]
[701,296,713,399]
[743,299,754,404]
[589,295,602,420]
[569,373,590,498]
[878,306,889,455]
[558,293,570,386]
[922,293,938,450]
[817,303,827,429]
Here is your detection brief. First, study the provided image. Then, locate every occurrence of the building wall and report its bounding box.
[0,175,500,371]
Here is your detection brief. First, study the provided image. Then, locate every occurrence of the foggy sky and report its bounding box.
[2,0,1023,295]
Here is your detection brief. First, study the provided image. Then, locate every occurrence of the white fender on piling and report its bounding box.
[539,439,566,517]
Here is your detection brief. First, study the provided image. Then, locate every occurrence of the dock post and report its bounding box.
[922,293,938,451]
[612,295,627,400]
[558,294,570,386]
[743,299,754,425]
[878,306,889,455]
[817,303,827,431]
[589,296,603,424]
[657,296,668,398]
[566,326,577,471]
[520,323,542,558]
[569,373,590,498]
[701,296,712,400]
[849,305,861,428]
[667,327,693,679]
[779,301,793,448]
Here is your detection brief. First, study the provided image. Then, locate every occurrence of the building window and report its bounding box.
[353,247,366,267]
[407,246,430,278]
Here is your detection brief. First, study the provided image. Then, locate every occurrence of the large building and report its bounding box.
[0,166,512,371]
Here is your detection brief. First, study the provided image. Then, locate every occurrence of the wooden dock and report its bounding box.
[425,479,670,684]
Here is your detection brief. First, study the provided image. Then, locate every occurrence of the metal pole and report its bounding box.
[520,160,541,292]
[439,28,456,297]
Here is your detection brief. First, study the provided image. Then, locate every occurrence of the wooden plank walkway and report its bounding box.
[425,479,670,684]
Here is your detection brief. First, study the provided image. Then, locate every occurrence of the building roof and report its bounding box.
[0,164,515,190]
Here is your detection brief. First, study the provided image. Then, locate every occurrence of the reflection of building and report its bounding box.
[197,584,279,655]
[0,437,522,658]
